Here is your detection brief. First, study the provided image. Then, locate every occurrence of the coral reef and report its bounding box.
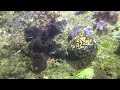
[1,11,120,79]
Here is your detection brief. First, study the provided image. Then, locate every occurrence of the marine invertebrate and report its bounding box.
[68,26,81,38]
[24,26,42,42]
[84,26,93,37]
[93,20,109,36]
[46,23,61,39]
[66,36,97,69]
[93,11,118,25]
[24,18,67,73]
[67,26,81,42]
[29,52,48,73]
[67,25,94,42]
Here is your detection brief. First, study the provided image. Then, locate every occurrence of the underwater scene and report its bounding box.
[1,11,120,79]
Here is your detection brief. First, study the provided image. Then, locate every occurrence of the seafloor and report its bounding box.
[0,11,120,79]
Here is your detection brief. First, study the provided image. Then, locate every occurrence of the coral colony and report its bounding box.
[68,26,93,40]
[84,26,93,37]
[93,20,108,30]
[24,19,67,73]
[68,26,81,38]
